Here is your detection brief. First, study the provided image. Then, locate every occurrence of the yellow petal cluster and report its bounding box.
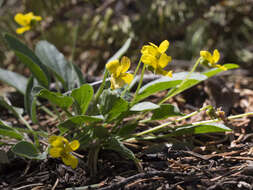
[200,49,227,71]
[106,56,134,90]
[14,12,42,34]
[141,40,173,77]
[49,136,80,169]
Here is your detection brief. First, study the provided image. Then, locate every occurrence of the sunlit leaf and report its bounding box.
[130,102,159,112]
[0,68,27,94]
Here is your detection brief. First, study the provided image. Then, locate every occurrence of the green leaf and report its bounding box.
[105,137,139,164]
[130,101,159,112]
[170,123,231,136]
[151,104,183,120]
[36,88,73,109]
[136,72,207,102]
[12,141,46,159]
[24,77,37,123]
[35,41,79,90]
[57,115,104,134]
[107,38,132,63]
[165,64,239,100]
[73,64,86,86]
[99,90,129,122]
[71,84,93,115]
[203,64,239,78]
[0,68,27,94]
[3,33,50,87]
[0,96,23,118]
[117,123,138,137]
[0,120,23,140]
[15,51,49,88]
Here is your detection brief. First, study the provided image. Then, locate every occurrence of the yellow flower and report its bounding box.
[49,136,80,169]
[200,49,227,71]
[141,40,173,77]
[106,56,134,90]
[14,12,42,34]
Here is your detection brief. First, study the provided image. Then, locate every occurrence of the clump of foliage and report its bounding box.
[1,11,252,177]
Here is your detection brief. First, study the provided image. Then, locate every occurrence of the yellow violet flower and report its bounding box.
[141,40,173,77]
[49,136,80,169]
[200,49,227,71]
[106,56,134,90]
[14,12,42,34]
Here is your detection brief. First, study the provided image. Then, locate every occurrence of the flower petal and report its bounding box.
[14,13,29,26]
[141,45,158,57]
[158,53,171,68]
[141,54,157,69]
[69,140,80,151]
[158,40,169,54]
[16,26,31,34]
[49,136,67,147]
[200,50,212,63]
[121,73,133,85]
[110,76,117,90]
[106,60,121,77]
[62,154,78,169]
[120,56,131,74]
[213,49,220,63]
[49,147,63,158]
[148,42,159,49]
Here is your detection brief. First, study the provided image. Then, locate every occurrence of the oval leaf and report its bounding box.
[130,102,159,112]
[0,68,27,94]
[12,141,43,159]
[136,72,207,103]
[35,41,79,90]
[4,33,50,86]
[171,123,231,136]
[36,89,73,109]
[71,84,93,115]
[151,104,183,120]
[15,51,49,88]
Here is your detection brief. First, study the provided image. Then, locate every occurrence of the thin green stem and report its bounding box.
[125,105,211,141]
[121,58,142,98]
[18,115,40,147]
[131,64,146,106]
[95,69,108,101]
[159,57,201,105]
[52,105,63,122]
[70,23,79,64]
[133,59,142,78]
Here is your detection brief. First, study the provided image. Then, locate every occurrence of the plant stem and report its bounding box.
[126,105,211,141]
[70,23,79,64]
[159,57,201,105]
[126,110,253,142]
[95,69,108,101]
[18,114,40,147]
[121,58,142,98]
[130,64,146,106]
[52,105,63,122]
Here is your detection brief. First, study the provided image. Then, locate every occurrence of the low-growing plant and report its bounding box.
[1,12,253,176]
